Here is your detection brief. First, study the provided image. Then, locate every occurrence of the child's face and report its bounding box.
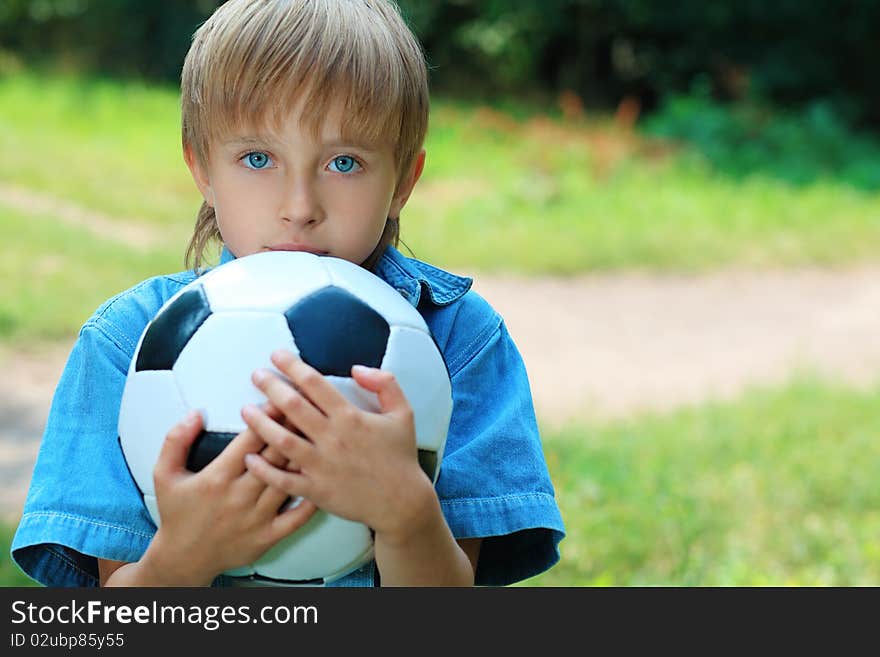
[186,100,423,265]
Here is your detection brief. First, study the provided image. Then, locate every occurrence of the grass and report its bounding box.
[521,377,880,586]
[0,73,193,228]
[0,201,184,341]
[0,520,37,586]
[3,376,878,587]
[2,71,880,279]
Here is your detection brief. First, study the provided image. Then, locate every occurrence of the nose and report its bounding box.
[279,174,324,228]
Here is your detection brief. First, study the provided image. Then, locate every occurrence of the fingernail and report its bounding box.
[271,349,292,364]
[252,369,268,384]
[352,365,372,375]
[241,404,256,419]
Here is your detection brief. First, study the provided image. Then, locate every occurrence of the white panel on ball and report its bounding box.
[381,326,453,456]
[143,494,160,526]
[202,251,330,312]
[173,312,298,432]
[253,512,374,583]
[325,375,381,413]
[118,370,188,498]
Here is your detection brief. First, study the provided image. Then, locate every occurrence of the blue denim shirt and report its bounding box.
[12,245,565,587]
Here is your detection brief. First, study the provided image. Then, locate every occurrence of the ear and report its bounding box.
[183,143,215,207]
[389,149,425,218]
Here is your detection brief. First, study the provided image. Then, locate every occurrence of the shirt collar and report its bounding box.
[374,245,472,308]
[220,246,236,265]
[217,245,472,309]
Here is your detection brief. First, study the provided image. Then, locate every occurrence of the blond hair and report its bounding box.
[180,0,429,272]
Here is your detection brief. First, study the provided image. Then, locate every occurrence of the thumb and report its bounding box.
[351,365,410,416]
[154,410,203,483]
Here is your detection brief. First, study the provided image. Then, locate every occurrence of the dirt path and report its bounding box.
[473,266,880,424]
[0,183,171,250]
[3,265,880,521]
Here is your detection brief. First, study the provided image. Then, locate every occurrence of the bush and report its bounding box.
[645,91,880,190]
[1,0,878,127]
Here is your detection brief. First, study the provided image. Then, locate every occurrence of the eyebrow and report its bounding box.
[322,138,381,153]
[223,135,381,152]
[223,136,272,148]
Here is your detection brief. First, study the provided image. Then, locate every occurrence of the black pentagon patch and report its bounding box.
[245,573,324,586]
[136,286,211,371]
[186,431,236,472]
[285,286,390,376]
[417,449,438,480]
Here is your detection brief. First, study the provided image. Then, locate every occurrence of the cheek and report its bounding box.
[330,183,391,222]
[211,186,266,254]
[364,181,397,219]
[215,175,274,217]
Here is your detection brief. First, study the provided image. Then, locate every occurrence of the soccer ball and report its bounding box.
[117,251,452,585]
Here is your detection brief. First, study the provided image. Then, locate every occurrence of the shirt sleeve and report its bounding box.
[435,312,566,586]
[11,321,156,587]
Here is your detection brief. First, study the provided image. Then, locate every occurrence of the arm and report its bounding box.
[100,535,482,587]
[372,477,481,585]
[97,525,238,587]
[430,312,566,586]
[97,543,209,587]
[100,522,482,586]
[242,350,481,586]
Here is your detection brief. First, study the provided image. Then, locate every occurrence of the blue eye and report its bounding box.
[243,151,272,169]
[329,155,360,174]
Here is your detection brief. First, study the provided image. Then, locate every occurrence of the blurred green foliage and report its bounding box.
[1,0,879,127]
[0,0,213,80]
[0,522,38,586]
[645,90,880,190]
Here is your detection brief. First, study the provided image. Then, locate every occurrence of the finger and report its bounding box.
[247,402,302,509]
[240,406,311,504]
[206,396,293,477]
[260,444,288,468]
[222,401,290,497]
[154,410,203,484]
[254,481,297,517]
[257,401,289,466]
[351,366,411,417]
[263,400,299,432]
[241,403,313,464]
[268,349,347,416]
[262,400,285,423]
[204,424,265,477]
[244,453,310,498]
[251,367,328,436]
[267,498,318,544]
[238,443,288,498]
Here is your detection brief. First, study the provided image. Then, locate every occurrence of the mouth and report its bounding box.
[266,243,329,255]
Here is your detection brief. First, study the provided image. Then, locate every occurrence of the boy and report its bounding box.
[13,0,564,586]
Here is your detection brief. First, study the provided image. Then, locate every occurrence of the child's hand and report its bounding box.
[241,349,433,542]
[145,405,317,586]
